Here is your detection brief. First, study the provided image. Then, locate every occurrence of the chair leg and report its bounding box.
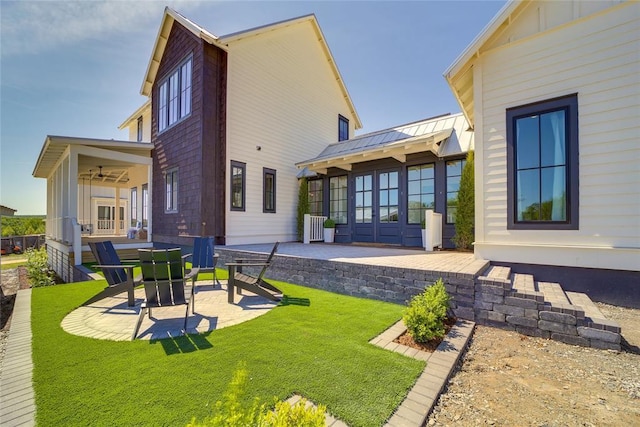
[132,307,147,340]
[183,304,190,335]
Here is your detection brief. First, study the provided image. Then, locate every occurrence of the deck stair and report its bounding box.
[476,266,621,350]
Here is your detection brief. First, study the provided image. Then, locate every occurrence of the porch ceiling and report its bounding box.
[33,136,152,182]
[297,128,452,173]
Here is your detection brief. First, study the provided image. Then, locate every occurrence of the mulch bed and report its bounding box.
[394,317,457,352]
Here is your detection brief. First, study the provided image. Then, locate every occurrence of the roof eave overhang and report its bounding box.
[140,7,227,97]
[32,136,152,179]
[443,0,521,129]
[118,99,151,130]
[297,129,452,174]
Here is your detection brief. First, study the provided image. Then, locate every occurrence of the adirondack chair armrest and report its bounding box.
[185,267,200,281]
[95,264,136,269]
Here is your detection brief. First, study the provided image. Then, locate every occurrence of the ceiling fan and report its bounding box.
[98,166,104,178]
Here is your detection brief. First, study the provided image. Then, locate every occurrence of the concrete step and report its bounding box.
[477,265,512,287]
[566,291,621,333]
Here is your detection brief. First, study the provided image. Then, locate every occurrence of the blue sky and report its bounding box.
[0,0,505,215]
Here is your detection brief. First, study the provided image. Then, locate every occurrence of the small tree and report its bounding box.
[453,150,474,250]
[296,178,309,241]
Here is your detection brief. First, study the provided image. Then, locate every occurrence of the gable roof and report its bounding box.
[141,8,361,129]
[297,113,473,174]
[443,0,520,128]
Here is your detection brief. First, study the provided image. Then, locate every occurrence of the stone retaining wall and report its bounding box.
[217,249,476,317]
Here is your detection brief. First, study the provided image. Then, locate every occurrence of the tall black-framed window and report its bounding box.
[230,161,246,211]
[338,115,349,141]
[263,168,276,213]
[507,93,579,230]
[329,175,348,224]
[158,56,192,133]
[141,183,148,227]
[130,187,138,227]
[308,179,323,216]
[446,159,466,224]
[165,168,178,213]
[137,116,143,142]
[407,163,435,224]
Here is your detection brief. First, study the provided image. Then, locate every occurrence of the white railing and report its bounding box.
[303,214,327,244]
[423,209,443,251]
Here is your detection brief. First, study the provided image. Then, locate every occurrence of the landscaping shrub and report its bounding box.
[453,150,475,250]
[403,278,450,343]
[296,178,309,241]
[26,247,55,287]
[188,362,326,427]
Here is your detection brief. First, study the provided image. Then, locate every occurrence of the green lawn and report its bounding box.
[32,274,424,426]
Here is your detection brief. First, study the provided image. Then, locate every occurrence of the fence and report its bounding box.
[303,214,327,244]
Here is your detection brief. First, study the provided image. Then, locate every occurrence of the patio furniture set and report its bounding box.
[87,238,282,340]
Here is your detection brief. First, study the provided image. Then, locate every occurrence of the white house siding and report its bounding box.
[474,2,640,271]
[125,107,152,142]
[225,21,357,245]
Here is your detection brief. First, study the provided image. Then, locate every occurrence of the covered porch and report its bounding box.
[32,135,153,281]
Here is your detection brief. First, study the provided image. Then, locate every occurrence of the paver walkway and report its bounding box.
[0,289,35,427]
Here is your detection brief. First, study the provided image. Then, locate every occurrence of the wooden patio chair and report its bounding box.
[131,248,200,340]
[226,242,283,303]
[85,241,139,307]
[184,236,220,291]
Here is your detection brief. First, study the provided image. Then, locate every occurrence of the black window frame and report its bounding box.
[165,168,178,213]
[308,178,323,216]
[338,115,349,141]
[407,163,435,225]
[230,160,246,212]
[329,175,348,224]
[445,158,466,224]
[506,93,579,230]
[158,55,192,133]
[263,168,276,213]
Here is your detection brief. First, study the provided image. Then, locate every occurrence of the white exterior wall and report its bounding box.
[126,108,152,142]
[474,1,640,271]
[225,21,357,245]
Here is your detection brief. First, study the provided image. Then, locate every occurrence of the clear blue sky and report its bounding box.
[0,0,505,215]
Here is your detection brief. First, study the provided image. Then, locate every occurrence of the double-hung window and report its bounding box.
[141,184,148,227]
[263,168,276,213]
[231,161,246,211]
[158,57,192,132]
[338,115,349,141]
[130,187,138,227]
[506,94,578,229]
[165,169,178,213]
[329,175,348,224]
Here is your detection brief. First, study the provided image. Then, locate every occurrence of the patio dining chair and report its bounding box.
[85,241,140,307]
[131,248,200,340]
[226,242,282,303]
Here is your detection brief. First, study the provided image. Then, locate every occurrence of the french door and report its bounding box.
[352,169,401,244]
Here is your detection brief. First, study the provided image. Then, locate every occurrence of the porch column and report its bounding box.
[146,164,152,243]
[68,147,82,265]
[115,187,121,236]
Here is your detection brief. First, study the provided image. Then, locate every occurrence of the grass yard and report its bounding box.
[32,274,424,426]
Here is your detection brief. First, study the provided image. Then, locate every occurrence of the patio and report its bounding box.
[61,280,277,341]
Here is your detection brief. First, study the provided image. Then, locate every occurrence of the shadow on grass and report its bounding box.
[280,295,311,307]
[153,331,214,355]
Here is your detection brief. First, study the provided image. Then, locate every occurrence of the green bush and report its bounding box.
[296,178,309,241]
[453,150,474,250]
[188,363,326,427]
[403,278,450,343]
[26,247,55,287]
[1,216,45,237]
[323,218,335,228]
